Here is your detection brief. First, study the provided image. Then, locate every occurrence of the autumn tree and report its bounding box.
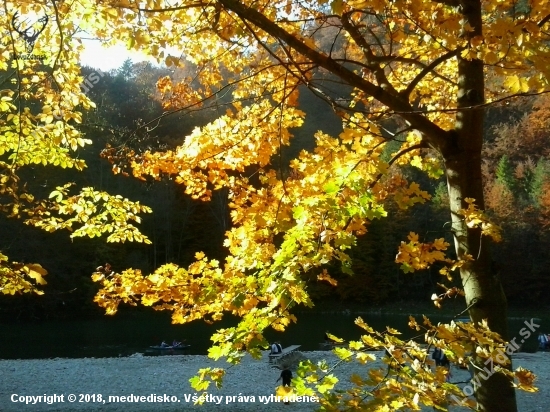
[2,0,549,410]
[0,3,152,294]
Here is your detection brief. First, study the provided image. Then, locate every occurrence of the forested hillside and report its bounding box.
[1,60,549,319]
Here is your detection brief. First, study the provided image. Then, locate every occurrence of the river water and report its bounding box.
[0,310,544,359]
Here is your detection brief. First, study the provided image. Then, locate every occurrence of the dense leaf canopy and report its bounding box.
[1,0,549,410]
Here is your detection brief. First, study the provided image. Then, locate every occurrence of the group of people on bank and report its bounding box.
[270,341,283,354]
[160,340,184,348]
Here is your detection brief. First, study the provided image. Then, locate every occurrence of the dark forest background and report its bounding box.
[2,59,550,320]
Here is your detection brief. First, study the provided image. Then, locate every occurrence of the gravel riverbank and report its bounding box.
[1,351,548,411]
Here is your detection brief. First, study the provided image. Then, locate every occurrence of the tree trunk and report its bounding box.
[440,1,517,410]
[444,149,517,412]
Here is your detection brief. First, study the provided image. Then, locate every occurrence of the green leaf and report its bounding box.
[324,181,339,194]
[317,374,339,393]
[48,190,63,202]
[208,345,225,360]
[400,263,414,273]
[334,346,353,360]
[292,205,306,220]
[189,376,210,391]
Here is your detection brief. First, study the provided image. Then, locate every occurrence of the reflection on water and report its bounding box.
[0,311,544,359]
[1,311,235,359]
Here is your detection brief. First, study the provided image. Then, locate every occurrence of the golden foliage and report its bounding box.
[458,198,502,242]
[0,1,154,293]
[291,318,537,410]
[0,253,47,295]
[1,0,547,407]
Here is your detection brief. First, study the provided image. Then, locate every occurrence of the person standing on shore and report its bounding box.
[432,347,452,382]
[276,368,292,405]
[538,332,549,350]
[277,368,292,386]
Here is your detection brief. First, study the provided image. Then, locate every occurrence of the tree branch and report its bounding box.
[402,48,463,97]
[539,14,550,28]
[133,4,206,13]
[216,0,453,152]
[341,12,399,95]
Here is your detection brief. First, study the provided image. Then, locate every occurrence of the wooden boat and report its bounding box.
[149,344,191,350]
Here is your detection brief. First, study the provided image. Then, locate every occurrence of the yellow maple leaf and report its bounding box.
[503,75,529,94]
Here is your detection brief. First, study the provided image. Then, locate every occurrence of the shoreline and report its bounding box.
[1,351,548,411]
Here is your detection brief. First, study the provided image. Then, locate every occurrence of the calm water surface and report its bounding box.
[0,311,544,359]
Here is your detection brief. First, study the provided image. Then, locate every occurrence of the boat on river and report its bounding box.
[149,344,191,350]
